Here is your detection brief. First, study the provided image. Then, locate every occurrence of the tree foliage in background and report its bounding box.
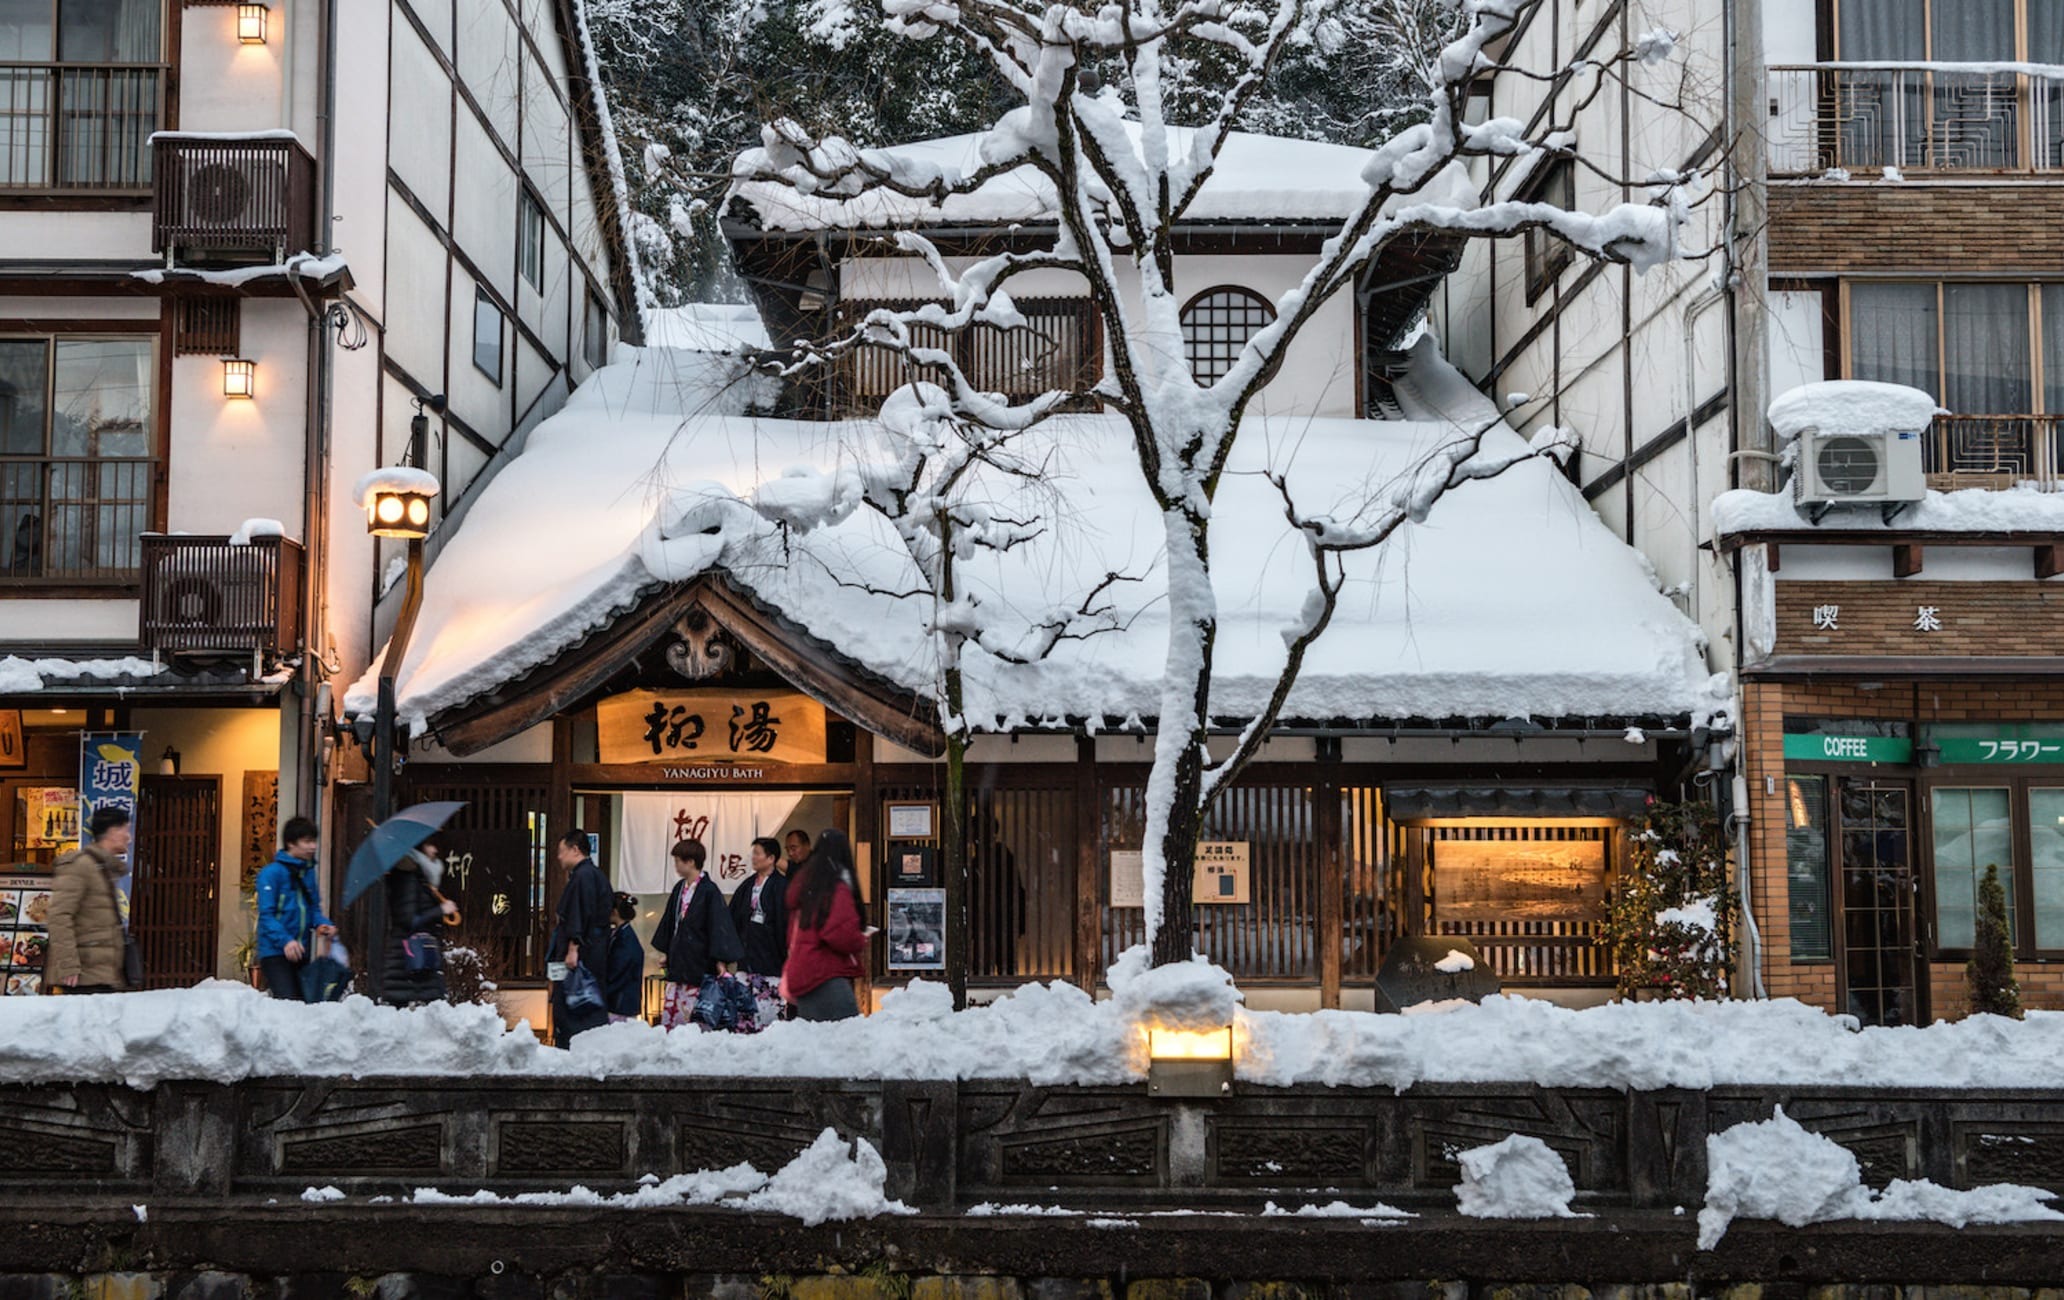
[585,0,1459,307]
[1602,800,1738,1001]
[1966,864,2023,1019]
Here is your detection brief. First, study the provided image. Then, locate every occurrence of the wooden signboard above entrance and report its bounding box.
[596,689,828,767]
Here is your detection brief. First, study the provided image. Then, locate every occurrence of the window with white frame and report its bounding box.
[519,191,545,290]
[473,286,503,384]
[1179,287,1274,385]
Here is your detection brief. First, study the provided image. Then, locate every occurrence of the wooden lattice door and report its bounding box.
[134,775,222,988]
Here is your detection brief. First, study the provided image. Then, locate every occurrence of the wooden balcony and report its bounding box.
[139,534,303,658]
[1926,414,2064,492]
[151,133,316,264]
[0,63,164,192]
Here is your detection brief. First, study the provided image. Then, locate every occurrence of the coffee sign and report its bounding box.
[597,689,827,767]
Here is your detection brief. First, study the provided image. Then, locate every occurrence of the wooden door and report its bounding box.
[134,775,221,988]
[1837,777,1923,1027]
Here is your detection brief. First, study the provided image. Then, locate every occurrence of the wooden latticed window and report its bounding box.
[834,298,1101,417]
[1180,286,1275,385]
[174,298,240,356]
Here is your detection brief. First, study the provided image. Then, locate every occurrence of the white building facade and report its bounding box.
[0,0,627,987]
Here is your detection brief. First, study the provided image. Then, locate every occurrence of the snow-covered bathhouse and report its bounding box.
[721,129,1472,422]
[1453,0,2064,1024]
[0,0,628,989]
[343,310,1723,1023]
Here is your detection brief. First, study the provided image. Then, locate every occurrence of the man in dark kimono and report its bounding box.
[548,829,612,1047]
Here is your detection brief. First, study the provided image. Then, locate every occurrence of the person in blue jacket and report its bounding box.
[254,816,334,1001]
[603,892,647,1023]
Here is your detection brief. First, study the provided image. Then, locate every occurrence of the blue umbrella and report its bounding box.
[342,801,468,906]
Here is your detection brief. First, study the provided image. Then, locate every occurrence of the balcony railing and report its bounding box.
[139,534,304,658]
[1769,63,2064,175]
[0,63,165,191]
[1926,414,2064,491]
[152,133,317,263]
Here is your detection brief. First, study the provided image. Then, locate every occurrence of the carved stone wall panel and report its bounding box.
[1209,1122,1370,1184]
[959,1087,1167,1190]
[239,1084,458,1185]
[493,1119,630,1176]
[1405,1091,1625,1193]
[0,1086,155,1188]
[1956,1122,2064,1193]
[668,1085,881,1176]
[1705,1093,1927,1189]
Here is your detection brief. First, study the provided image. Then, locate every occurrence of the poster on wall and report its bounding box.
[0,869,52,995]
[1109,843,1252,907]
[617,792,804,894]
[80,732,143,921]
[886,888,946,971]
[1433,839,1607,923]
[17,787,78,849]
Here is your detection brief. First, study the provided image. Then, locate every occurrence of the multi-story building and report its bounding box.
[1452,0,2064,1023]
[0,0,628,990]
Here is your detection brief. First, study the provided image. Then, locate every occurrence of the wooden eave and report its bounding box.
[427,575,946,759]
[0,260,354,298]
[1744,655,2064,680]
[1715,527,2064,580]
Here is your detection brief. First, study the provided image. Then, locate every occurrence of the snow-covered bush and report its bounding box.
[1600,800,1737,1000]
[442,945,500,1008]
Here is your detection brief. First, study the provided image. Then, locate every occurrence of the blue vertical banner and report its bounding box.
[80,732,143,925]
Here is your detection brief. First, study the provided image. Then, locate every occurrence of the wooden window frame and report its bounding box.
[0,0,175,201]
[0,324,164,590]
[1178,285,1276,386]
[1520,157,1576,304]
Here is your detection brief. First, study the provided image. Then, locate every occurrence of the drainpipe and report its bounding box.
[1730,771,1766,999]
[1682,278,1727,626]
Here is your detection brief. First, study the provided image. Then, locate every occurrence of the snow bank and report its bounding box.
[644,303,772,352]
[410,1129,908,1225]
[344,339,1718,731]
[17,979,2064,1094]
[1712,484,2064,537]
[1454,1135,1577,1218]
[1697,1108,2061,1249]
[1766,381,1939,441]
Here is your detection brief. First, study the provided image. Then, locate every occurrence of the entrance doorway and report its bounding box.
[134,774,221,988]
[1838,778,1922,1027]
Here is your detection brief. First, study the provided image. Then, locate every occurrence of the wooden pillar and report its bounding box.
[1073,735,1100,992]
[853,729,878,1009]
[1316,773,1343,1009]
[1403,829,1427,938]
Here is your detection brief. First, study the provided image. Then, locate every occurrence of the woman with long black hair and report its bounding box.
[781,829,869,1022]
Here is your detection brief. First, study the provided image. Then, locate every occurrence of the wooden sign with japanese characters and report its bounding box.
[1776,581,2064,657]
[596,689,828,767]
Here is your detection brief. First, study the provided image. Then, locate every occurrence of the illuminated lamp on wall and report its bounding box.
[222,358,255,399]
[1144,1023,1234,1098]
[237,3,270,44]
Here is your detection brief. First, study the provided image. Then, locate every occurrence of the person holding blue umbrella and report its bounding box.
[341,801,467,1004]
[255,817,334,1001]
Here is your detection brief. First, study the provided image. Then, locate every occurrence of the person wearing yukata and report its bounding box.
[728,836,789,1027]
[547,829,612,1046]
[651,838,743,1029]
[603,892,647,1023]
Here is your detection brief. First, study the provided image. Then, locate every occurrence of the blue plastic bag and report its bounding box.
[692,974,755,1031]
[562,962,605,1016]
[300,955,349,1003]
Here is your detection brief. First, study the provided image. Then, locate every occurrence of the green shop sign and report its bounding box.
[1929,726,2064,765]
[1782,733,1913,764]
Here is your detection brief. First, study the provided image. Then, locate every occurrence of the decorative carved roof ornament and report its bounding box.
[665,606,735,681]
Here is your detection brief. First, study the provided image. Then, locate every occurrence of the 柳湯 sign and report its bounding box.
[597,689,828,767]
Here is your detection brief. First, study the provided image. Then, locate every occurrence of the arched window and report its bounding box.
[1180,287,1276,385]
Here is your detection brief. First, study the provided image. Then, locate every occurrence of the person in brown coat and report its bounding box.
[46,806,132,994]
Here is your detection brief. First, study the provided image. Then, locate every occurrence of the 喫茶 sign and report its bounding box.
[1109,843,1252,908]
[597,689,827,767]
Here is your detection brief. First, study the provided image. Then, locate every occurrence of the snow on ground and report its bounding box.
[1712,484,2064,537]
[342,339,1720,731]
[1697,1108,2061,1249]
[1262,1200,1411,1220]
[408,1129,908,1225]
[16,973,2064,1093]
[1454,1135,1578,1218]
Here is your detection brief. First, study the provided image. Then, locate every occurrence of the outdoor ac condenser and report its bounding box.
[1792,426,1927,506]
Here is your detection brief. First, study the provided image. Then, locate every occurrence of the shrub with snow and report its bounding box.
[1600,800,1736,1000]
[1454,1134,1577,1218]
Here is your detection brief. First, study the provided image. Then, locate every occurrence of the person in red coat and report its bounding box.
[781,829,869,1022]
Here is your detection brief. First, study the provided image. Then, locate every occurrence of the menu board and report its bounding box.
[0,869,52,995]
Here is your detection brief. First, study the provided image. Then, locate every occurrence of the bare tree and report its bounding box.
[735,0,1698,967]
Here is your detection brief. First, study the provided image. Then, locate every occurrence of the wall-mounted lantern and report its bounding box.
[159,746,181,776]
[1144,1023,1235,1098]
[237,3,270,44]
[222,358,256,399]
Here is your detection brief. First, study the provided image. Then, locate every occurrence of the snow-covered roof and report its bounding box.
[728,125,1472,233]
[345,341,1720,734]
[644,302,771,352]
[0,656,164,694]
[1713,486,2064,537]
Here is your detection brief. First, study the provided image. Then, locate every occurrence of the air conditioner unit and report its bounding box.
[1793,426,1927,506]
[178,158,258,233]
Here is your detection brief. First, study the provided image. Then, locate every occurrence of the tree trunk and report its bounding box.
[1143,503,1215,967]
[942,713,971,1010]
